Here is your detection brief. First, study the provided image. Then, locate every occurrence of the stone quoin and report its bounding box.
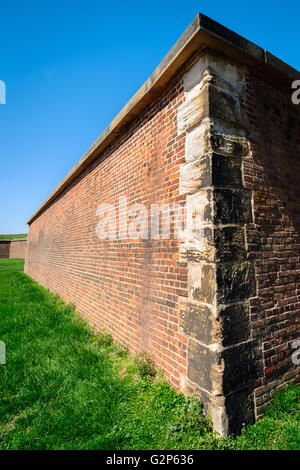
[25,13,300,435]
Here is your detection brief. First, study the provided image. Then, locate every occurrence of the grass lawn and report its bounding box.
[0,234,27,240]
[0,259,299,450]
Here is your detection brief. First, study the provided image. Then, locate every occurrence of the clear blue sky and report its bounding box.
[0,0,299,234]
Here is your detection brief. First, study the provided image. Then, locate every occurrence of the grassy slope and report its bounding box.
[0,259,299,450]
[0,234,27,240]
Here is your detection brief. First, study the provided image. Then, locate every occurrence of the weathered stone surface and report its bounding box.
[184,118,249,164]
[179,297,213,344]
[210,130,249,157]
[213,188,252,224]
[213,226,246,262]
[180,225,246,263]
[202,51,246,94]
[177,50,260,437]
[185,119,211,162]
[187,339,216,391]
[182,376,211,412]
[217,302,251,346]
[179,226,214,263]
[210,402,229,436]
[212,154,242,188]
[180,153,243,195]
[184,190,214,229]
[179,154,211,194]
[209,86,240,124]
[178,84,240,134]
[185,251,254,306]
[177,85,209,133]
[188,338,262,396]
[216,261,256,304]
[189,262,216,304]
[179,191,214,261]
[182,51,246,96]
[210,389,253,436]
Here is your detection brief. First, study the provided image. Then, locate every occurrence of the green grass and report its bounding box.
[0,234,27,240]
[0,259,299,450]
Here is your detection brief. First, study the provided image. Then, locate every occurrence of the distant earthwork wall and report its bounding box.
[0,239,27,259]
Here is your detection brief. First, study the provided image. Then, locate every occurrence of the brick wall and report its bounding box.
[25,76,189,392]
[241,72,300,418]
[175,52,263,435]
[25,43,299,434]
[0,241,10,258]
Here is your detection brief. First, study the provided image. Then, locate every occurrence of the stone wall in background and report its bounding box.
[0,239,27,259]
[0,241,11,258]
